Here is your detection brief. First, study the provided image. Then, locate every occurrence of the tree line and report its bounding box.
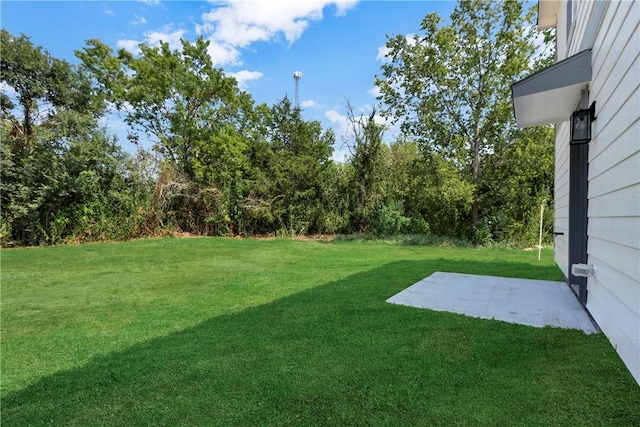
[1,0,555,247]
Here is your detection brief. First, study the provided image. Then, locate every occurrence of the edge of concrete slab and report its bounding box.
[387,272,599,334]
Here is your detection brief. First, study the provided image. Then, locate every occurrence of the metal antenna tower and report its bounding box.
[293,71,303,108]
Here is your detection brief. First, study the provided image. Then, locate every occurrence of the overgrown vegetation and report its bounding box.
[3,239,639,425]
[1,1,555,246]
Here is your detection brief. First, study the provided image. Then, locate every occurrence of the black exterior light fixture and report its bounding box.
[570,101,596,144]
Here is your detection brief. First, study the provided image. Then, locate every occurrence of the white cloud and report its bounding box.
[104,7,115,16]
[325,107,353,163]
[119,1,359,67]
[301,99,317,108]
[334,0,358,16]
[325,109,348,126]
[99,112,130,132]
[131,15,147,26]
[373,113,391,127]
[1,81,18,97]
[323,102,399,162]
[228,70,264,88]
[207,42,241,67]
[202,2,315,46]
[526,25,553,68]
[368,85,381,98]
[145,28,187,50]
[405,33,418,47]
[194,22,213,36]
[117,39,141,54]
[324,108,351,141]
[375,34,415,64]
[197,0,360,66]
[331,104,390,130]
[117,26,186,54]
[331,145,350,163]
[376,46,390,62]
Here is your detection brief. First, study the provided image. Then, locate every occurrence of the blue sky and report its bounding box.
[2,0,458,160]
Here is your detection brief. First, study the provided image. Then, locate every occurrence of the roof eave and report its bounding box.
[512,50,592,128]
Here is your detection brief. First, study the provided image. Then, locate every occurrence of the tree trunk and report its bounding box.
[472,200,479,226]
[21,98,34,153]
[471,139,480,226]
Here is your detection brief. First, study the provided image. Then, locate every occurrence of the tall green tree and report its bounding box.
[380,137,469,236]
[1,29,99,151]
[1,29,147,245]
[246,97,335,235]
[480,126,555,244]
[375,136,474,238]
[376,0,550,236]
[343,101,386,232]
[77,36,256,235]
[77,37,251,182]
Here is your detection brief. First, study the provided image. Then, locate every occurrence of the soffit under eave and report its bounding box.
[538,0,560,30]
[512,49,592,128]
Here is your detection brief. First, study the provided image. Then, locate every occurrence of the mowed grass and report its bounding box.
[2,238,639,425]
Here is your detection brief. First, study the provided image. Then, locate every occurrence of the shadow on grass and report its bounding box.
[4,259,639,426]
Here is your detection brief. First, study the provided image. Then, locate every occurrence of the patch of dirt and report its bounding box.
[247,234,335,242]
[293,234,335,242]
[174,232,202,238]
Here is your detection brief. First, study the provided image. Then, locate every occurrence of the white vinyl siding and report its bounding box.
[587,274,639,385]
[550,0,640,384]
[566,0,607,55]
[556,1,568,58]
[585,0,640,384]
[554,122,570,278]
[565,0,576,52]
[571,0,589,48]
[552,0,587,279]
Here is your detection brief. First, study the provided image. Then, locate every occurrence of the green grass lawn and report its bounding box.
[2,238,639,425]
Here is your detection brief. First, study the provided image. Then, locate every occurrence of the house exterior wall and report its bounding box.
[554,122,570,278]
[552,0,640,384]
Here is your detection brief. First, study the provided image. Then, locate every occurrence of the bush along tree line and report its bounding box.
[0,0,555,247]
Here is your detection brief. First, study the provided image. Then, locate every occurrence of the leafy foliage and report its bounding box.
[480,126,555,245]
[2,2,557,247]
[342,100,386,232]
[257,97,335,235]
[1,30,148,246]
[376,0,553,239]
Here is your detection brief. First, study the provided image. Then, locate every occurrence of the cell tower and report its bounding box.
[293,71,303,108]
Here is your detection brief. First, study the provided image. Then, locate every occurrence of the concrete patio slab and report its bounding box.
[387,272,598,333]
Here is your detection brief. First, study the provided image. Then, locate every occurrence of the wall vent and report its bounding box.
[571,263,595,278]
